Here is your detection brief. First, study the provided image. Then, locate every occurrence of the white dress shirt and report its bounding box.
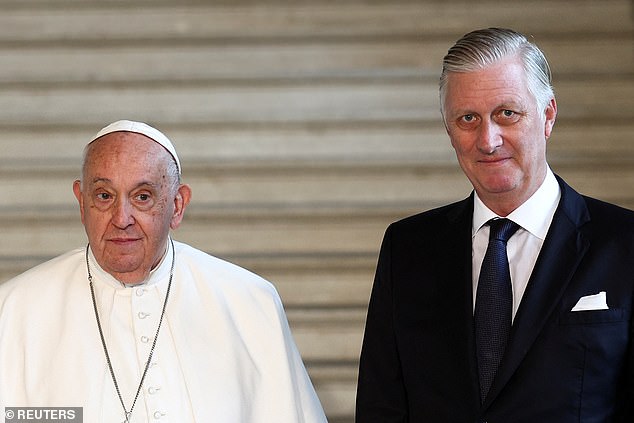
[472,168,561,320]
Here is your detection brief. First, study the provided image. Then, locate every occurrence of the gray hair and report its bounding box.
[439,28,554,119]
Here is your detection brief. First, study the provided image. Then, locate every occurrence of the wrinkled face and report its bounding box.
[73,132,190,284]
[443,56,557,215]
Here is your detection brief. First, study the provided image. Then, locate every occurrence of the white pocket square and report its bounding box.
[571,291,608,311]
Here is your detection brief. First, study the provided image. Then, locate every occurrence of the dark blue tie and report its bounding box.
[475,218,520,402]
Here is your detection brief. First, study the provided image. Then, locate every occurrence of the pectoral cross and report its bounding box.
[122,411,132,423]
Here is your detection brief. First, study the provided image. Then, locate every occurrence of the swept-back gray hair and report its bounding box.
[439,28,554,119]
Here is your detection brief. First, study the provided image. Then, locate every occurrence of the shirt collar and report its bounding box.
[472,167,561,239]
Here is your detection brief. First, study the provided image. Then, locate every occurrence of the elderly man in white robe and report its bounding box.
[0,120,327,423]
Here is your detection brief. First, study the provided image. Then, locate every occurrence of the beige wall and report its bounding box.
[0,1,632,421]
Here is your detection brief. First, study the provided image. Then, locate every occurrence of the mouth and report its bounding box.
[479,157,511,165]
[107,237,141,245]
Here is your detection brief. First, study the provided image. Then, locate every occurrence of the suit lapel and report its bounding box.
[483,176,591,408]
[446,195,476,338]
[446,195,483,406]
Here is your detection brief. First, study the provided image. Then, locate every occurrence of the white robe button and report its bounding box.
[153,411,166,419]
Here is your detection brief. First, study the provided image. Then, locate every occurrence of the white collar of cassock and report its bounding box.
[86,238,173,289]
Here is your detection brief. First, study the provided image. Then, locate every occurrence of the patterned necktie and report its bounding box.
[475,218,520,402]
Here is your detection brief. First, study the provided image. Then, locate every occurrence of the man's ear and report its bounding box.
[170,184,192,230]
[544,97,557,140]
[72,180,85,224]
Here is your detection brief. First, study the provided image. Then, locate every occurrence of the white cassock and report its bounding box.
[0,240,327,423]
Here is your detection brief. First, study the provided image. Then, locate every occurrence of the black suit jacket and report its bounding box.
[356,176,634,422]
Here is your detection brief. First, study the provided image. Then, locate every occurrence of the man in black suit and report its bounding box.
[355,28,634,422]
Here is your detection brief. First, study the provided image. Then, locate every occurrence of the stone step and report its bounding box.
[308,364,357,423]
[2,158,633,211]
[0,122,450,164]
[0,162,473,209]
[0,1,629,44]
[245,253,376,308]
[292,307,366,422]
[1,121,633,166]
[288,306,366,361]
[0,79,630,126]
[0,37,630,85]
[0,81,434,125]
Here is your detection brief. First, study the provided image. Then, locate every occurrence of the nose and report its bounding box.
[111,198,135,229]
[476,120,503,154]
